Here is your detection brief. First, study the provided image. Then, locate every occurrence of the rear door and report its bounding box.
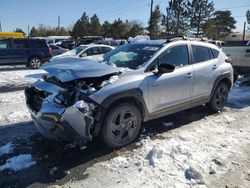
[0,39,12,65]
[11,39,27,64]
[191,45,219,101]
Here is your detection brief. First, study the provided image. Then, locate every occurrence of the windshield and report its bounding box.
[74,46,87,55]
[103,43,161,69]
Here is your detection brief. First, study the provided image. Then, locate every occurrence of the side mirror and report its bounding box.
[156,63,175,74]
[80,53,87,57]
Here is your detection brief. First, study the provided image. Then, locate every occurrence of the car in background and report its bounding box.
[25,37,233,148]
[50,44,114,62]
[0,38,51,68]
[49,44,68,56]
[56,39,76,50]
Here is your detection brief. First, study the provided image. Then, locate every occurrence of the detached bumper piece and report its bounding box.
[25,87,94,142]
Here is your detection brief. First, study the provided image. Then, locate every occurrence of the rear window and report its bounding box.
[192,45,211,63]
[28,40,47,48]
[101,47,112,54]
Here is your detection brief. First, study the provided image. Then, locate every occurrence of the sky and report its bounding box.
[0,0,249,34]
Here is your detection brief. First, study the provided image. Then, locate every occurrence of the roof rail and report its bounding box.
[165,36,208,43]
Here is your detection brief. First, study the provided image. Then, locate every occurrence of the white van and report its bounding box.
[44,36,71,44]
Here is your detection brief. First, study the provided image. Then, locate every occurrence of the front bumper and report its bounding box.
[25,86,94,142]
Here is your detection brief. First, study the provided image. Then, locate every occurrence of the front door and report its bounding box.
[146,44,194,115]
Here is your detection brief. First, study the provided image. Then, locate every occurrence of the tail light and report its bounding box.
[48,47,52,56]
[225,58,233,64]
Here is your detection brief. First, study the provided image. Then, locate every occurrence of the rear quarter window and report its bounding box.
[211,48,220,58]
[192,45,212,63]
[28,40,47,48]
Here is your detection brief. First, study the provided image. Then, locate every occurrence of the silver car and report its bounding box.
[25,38,233,148]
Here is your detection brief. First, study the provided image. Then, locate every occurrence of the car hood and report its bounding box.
[42,57,122,82]
[51,50,77,60]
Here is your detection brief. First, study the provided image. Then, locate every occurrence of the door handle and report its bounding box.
[185,73,193,78]
[212,64,218,70]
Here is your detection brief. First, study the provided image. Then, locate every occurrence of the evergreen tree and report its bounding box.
[163,0,188,36]
[101,21,112,38]
[90,14,101,36]
[71,12,90,38]
[188,0,214,37]
[111,19,126,39]
[126,21,144,38]
[14,28,26,37]
[29,26,37,37]
[203,10,236,39]
[148,5,162,39]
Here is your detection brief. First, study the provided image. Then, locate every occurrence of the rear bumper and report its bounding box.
[25,87,94,142]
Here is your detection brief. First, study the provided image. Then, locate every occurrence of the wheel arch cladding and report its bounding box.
[92,88,150,137]
[210,73,232,100]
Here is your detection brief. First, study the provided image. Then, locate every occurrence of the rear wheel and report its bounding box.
[207,82,229,112]
[101,103,141,148]
[28,57,43,69]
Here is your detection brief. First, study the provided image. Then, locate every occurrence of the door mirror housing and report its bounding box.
[155,63,175,74]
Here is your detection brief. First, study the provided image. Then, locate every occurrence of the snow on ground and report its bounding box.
[0,154,36,172]
[0,142,14,156]
[0,90,31,126]
[0,66,45,88]
[64,84,250,188]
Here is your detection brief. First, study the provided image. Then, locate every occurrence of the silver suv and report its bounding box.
[25,38,233,148]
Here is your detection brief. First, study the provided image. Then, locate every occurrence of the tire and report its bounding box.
[101,103,142,148]
[207,82,229,112]
[28,57,43,69]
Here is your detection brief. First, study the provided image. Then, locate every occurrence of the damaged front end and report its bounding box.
[25,69,119,143]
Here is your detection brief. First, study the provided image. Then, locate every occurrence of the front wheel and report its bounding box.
[207,82,229,112]
[28,57,43,69]
[101,103,142,148]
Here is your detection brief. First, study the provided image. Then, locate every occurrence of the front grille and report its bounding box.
[25,87,50,113]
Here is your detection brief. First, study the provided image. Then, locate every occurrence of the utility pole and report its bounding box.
[58,15,61,29]
[0,20,2,32]
[27,25,30,37]
[243,21,246,41]
[149,0,154,38]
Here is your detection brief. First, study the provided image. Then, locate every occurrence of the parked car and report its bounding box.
[57,39,76,50]
[0,38,51,68]
[50,44,114,62]
[25,38,233,148]
[222,40,250,79]
[49,44,68,56]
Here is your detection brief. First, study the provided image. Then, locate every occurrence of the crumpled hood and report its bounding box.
[42,57,122,82]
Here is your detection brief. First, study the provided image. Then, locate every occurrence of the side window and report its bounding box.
[86,47,101,56]
[159,45,189,67]
[49,45,59,50]
[211,48,219,58]
[101,47,112,54]
[12,39,26,49]
[0,40,10,49]
[192,45,211,63]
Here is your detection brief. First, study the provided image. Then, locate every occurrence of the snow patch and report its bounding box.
[0,142,14,156]
[0,154,36,172]
[128,35,150,43]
